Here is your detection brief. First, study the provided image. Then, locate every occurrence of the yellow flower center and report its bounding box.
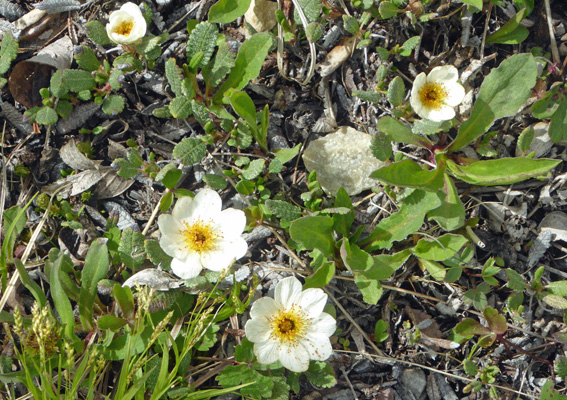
[114,20,134,36]
[270,306,307,344]
[418,82,448,110]
[181,219,218,253]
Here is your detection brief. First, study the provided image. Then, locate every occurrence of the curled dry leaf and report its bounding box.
[123,268,182,291]
[318,36,358,77]
[9,36,73,108]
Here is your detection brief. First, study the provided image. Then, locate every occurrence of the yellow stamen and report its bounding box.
[114,20,134,36]
[270,306,307,344]
[418,82,448,110]
[180,219,218,253]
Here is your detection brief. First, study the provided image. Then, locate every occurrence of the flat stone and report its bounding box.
[302,126,386,195]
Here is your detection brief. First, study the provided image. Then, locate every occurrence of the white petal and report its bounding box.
[275,277,302,309]
[295,288,327,319]
[410,72,427,112]
[245,318,272,343]
[254,340,281,365]
[310,312,337,337]
[249,297,278,319]
[444,82,465,107]
[172,196,196,222]
[279,342,310,372]
[191,189,222,222]
[199,240,241,272]
[422,105,455,122]
[120,2,143,18]
[170,254,203,279]
[217,208,246,237]
[427,65,459,83]
[300,333,333,361]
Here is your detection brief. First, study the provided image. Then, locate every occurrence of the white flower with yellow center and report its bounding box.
[157,189,248,279]
[410,65,465,122]
[106,2,147,45]
[245,277,336,372]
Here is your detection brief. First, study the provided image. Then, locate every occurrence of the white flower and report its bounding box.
[245,277,336,372]
[410,65,465,122]
[157,189,248,279]
[106,2,147,44]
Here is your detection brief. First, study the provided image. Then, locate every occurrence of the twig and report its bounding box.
[544,0,560,65]
[480,2,493,60]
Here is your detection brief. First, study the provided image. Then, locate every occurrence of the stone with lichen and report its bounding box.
[302,127,386,196]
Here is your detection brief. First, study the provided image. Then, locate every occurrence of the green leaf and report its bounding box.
[427,174,465,231]
[113,284,134,320]
[265,199,302,220]
[165,58,185,97]
[172,138,207,165]
[289,216,335,257]
[486,9,528,44]
[108,69,124,90]
[135,33,167,55]
[371,158,445,191]
[102,95,125,115]
[547,281,567,296]
[540,380,567,400]
[15,258,47,309]
[505,268,525,291]
[202,35,235,87]
[242,158,265,180]
[79,238,109,331]
[115,158,139,178]
[332,187,354,237]
[160,191,174,212]
[98,315,128,331]
[46,251,75,339]
[217,365,273,398]
[36,107,58,125]
[86,20,111,45]
[460,0,483,10]
[258,104,269,152]
[412,119,452,135]
[370,132,393,161]
[379,1,399,19]
[549,99,567,143]
[75,46,100,71]
[449,53,537,152]
[387,76,405,107]
[342,15,359,35]
[354,250,411,304]
[400,36,421,56]
[413,234,469,261]
[231,91,257,132]
[446,157,560,186]
[0,32,17,75]
[353,90,382,103]
[376,116,430,146]
[118,229,145,270]
[273,144,301,164]
[294,0,322,23]
[144,239,172,270]
[545,295,567,309]
[359,189,442,251]
[56,100,73,119]
[203,174,228,190]
[483,306,507,334]
[209,0,251,23]
[304,261,335,289]
[305,361,336,388]
[455,318,492,337]
[517,126,534,154]
[419,258,446,280]
[374,320,389,343]
[63,69,96,92]
[305,22,323,42]
[50,70,68,98]
[463,359,479,377]
[213,33,272,103]
[532,85,561,119]
[187,22,218,68]
[169,96,193,119]
[161,169,182,190]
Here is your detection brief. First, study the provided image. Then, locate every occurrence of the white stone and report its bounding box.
[302,126,386,196]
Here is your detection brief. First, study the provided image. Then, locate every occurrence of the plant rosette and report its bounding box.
[245,276,336,372]
[410,65,465,122]
[157,189,248,279]
[106,2,147,44]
